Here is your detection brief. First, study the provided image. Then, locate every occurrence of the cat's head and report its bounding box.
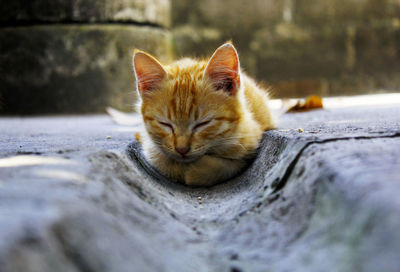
[133,43,243,162]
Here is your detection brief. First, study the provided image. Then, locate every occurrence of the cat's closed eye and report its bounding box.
[193,120,211,130]
[158,121,174,131]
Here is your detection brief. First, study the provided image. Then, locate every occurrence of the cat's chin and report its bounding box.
[163,152,201,163]
[170,155,200,164]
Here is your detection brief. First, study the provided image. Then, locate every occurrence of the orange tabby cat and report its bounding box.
[133,43,274,186]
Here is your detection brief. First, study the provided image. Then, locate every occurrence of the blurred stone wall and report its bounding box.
[1,0,399,114]
[172,0,400,98]
[0,0,172,114]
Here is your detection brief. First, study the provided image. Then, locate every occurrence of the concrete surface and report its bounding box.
[0,102,400,271]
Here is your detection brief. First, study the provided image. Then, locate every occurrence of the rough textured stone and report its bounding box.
[0,0,171,27]
[0,25,172,114]
[295,0,400,26]
[172,26,222,58]
[0,101,400,271]
[171,0,400,98]
[251,22,400,97]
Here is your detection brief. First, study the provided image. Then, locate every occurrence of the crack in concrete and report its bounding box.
[272,131,400,192]
[229,131,400,225]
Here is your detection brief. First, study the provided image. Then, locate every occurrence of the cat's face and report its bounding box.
[133,43,242,162]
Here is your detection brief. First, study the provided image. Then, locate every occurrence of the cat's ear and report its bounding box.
[133,50,167,96]
[204,43,241,95]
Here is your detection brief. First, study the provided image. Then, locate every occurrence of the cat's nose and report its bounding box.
[175,146,190,156]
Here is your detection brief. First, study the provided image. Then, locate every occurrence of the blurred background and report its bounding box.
[0,0,399,114]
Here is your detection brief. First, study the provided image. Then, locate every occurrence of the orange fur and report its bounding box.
[133,43,275,186]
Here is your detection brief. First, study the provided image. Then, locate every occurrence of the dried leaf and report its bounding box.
[287,95,323,113]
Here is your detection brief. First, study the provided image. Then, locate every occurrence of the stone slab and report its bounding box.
[0,0,170,27]
[0,102,400,271]
[171,0,400,98]
[0,25,172,114]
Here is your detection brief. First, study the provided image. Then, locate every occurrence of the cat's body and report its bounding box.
[133,43,274,186]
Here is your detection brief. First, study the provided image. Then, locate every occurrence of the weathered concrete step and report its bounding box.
[0,104,400,271]
[0,0,171,28]
[0,25,172,114]
[266,136,400,271]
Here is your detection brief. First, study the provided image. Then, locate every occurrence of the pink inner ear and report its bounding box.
[133,52,167,95]
[205,44,241,95]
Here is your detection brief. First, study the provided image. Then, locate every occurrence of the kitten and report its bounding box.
[133,43,274,186]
